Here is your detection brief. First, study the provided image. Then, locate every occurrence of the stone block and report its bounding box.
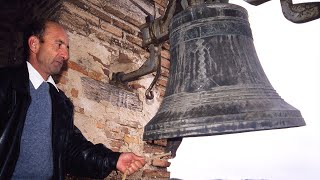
[59,10,89,36]
[70,88,79,98]
[126,33,143,47]
[143,143,165,154]
[100,0,145,26]
[162,42,170,50]
[153,139,167,147]
[124,135,139,144]
[63,2,99,27]
[152,159,171,168]
[154,0,168,8]
[110,139,124,151]
[159,87,166,97]
[161,67,169,77]
[161,49,170,60]
[67,0,89,11]
[113,19,139,35]
[161,58,170,69]
[101,21,123,38]
[88,69,104,81]
[89,6,113,23]
[157,76,168,87]
[142,169,170,178]
[67,61,88,76]
[81,77,143,112]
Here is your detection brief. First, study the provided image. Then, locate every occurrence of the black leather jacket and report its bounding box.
[0,62,121,180]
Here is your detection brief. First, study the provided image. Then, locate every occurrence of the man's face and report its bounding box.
[35,22,69,78]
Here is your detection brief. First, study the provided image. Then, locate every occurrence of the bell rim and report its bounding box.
[143,116,306,140]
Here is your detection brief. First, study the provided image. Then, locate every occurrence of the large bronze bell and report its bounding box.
[143,3,305,140]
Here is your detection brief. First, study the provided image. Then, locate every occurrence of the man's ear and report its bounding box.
[28,36,40,54]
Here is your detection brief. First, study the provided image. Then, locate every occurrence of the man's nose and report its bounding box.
[60,49,69,61]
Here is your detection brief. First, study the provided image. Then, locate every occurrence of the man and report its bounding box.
[0,20,145,179]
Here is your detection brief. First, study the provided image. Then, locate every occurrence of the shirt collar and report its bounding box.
[27,61,59,91]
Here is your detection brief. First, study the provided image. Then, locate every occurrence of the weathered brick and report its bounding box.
[159,87,166,97]
[81,77,143,112]
[102,68,111,78]
[154,0,168,8]
[162,42,170,50]
[161,67,169,77]
[104,131,123,141]
[88,70,104,81]
[126,33,143,47]
[89,6,113,23]
[143,143,165,154]
[86,0,101,8]
[158,7,165,16]
[152,159,171,168]
[129,83,146,90]
[118,119,142,129]
[125,42,145,55]
[68,61,88,76]
[75,107,85,114]
[108,124,129,135]
[89,26,113,43]
[101,4,126,20]
[124,135,139,144]
[96,121,105,129]
[100,0,146,26]
[117,52,133,63]
[59,11,89,36]
[161,58,170,69]
[70,88,79,98]
[123,16,144,28]
[157,77,168,87]
[110,139,123,151]
[154,2,166,16]
[161,49,170,59]
[142,169,170,178]
[128,0,156,17]
[153,139,167,147]
[63,2,99,27]
[67,0,89,11]
[88,53,109,69]
[101,21,123,38]
[113,19,139,35]
[108,36,145,55]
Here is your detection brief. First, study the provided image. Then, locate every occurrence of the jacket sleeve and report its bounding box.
[60,92,121,179]
[65,127,121,179]
[0,68,10,122]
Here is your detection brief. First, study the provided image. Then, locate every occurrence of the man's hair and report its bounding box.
[23,19,53,60]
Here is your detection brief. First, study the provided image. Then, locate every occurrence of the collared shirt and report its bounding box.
[27,61,59,92]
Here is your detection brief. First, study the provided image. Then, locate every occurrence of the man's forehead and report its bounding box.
[45,21,64,30]
[44,22,69,42]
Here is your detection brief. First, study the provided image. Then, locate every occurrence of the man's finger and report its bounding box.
[134,160,144,168]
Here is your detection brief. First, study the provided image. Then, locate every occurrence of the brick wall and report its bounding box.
[55,0,171,179]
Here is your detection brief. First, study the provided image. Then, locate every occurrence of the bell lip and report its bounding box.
[143,118,306,141]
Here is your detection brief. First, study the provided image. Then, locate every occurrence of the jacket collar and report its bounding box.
[12,62,30,95]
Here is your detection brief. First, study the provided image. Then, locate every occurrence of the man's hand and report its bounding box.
[116,152,146,176]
